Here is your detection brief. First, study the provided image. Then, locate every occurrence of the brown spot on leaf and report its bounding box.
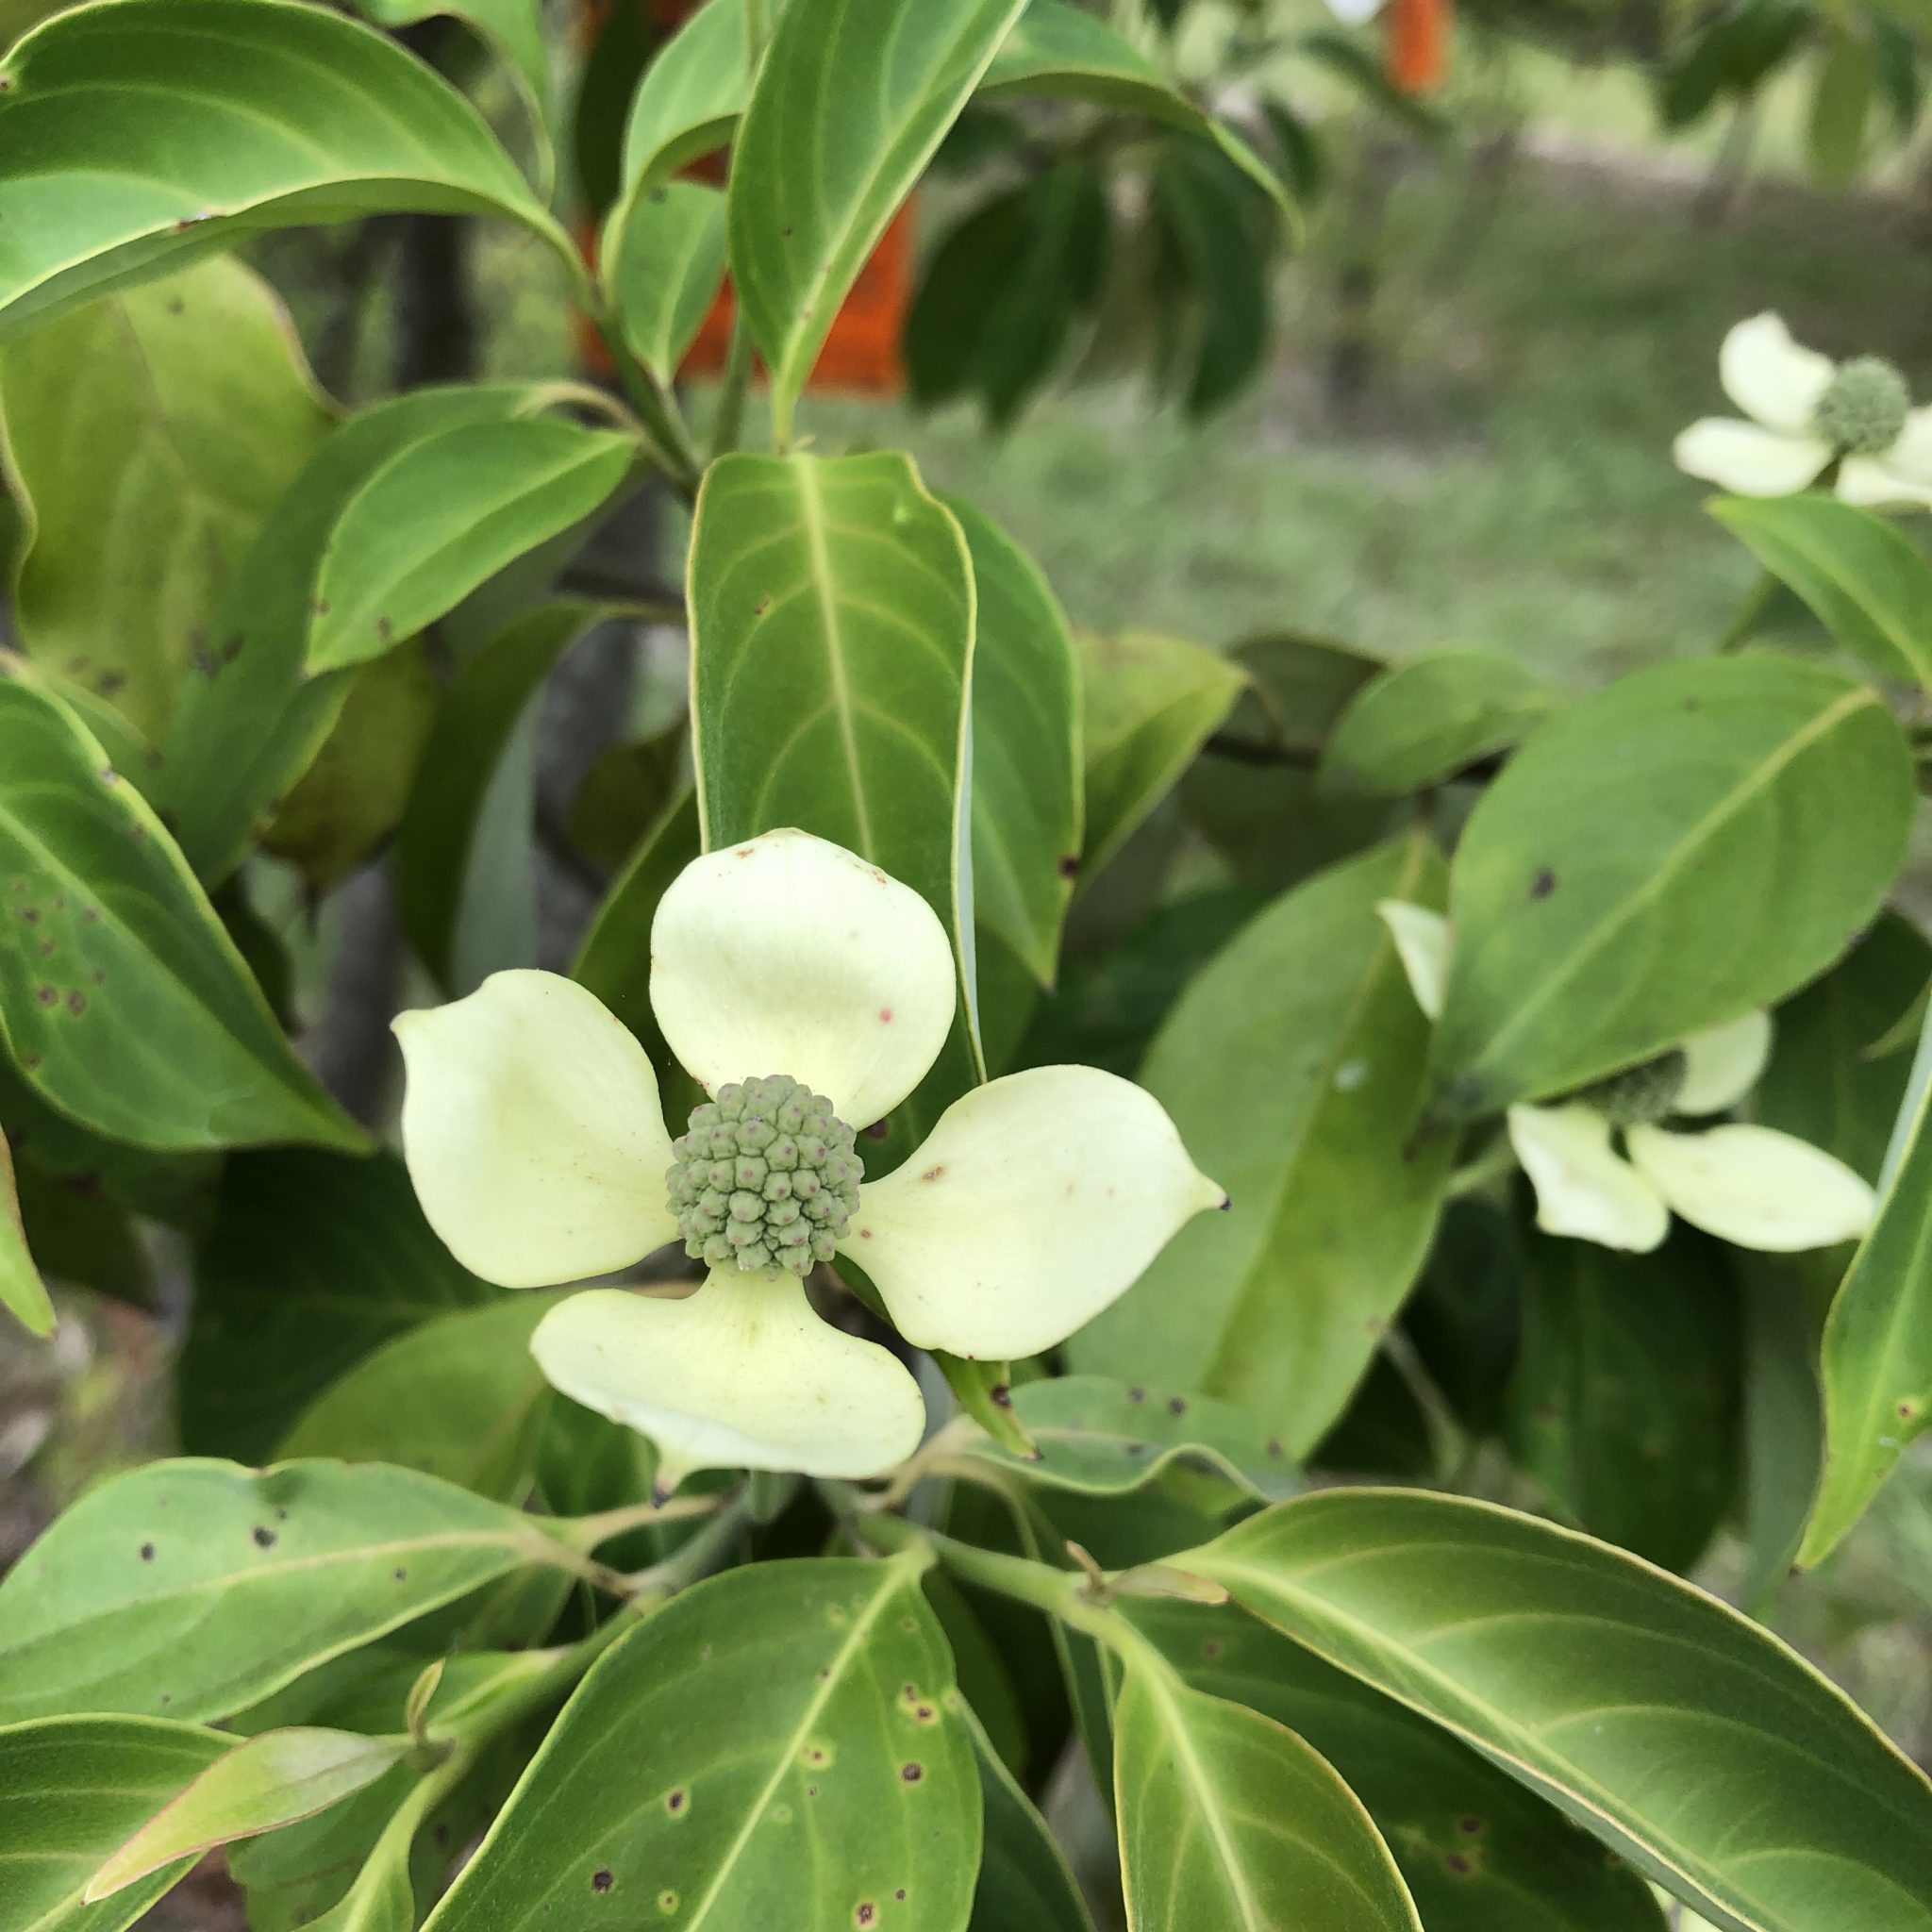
[1529,867,1557,900]
[591,1871,613,1894]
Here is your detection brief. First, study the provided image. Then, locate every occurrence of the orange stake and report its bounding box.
[1387,0,1450,94]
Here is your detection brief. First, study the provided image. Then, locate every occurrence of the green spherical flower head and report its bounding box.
[1573,1048,1688,1128]
[1812,357,1910,457]
[665,1074,863,1278]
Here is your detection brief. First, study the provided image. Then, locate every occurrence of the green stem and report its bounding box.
[850,1510,1091,1625]
[1445,1129,1518,1200]
[619,1491,756,1598]
[551,1490,721,1555]
[710,308,758,461]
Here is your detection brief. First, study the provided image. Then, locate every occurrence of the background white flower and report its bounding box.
[1674,311,1932,507]
[1379,901,1875,1254]
[393,829,1224,1492]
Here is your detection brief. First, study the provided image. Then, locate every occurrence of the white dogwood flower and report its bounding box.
[1323,0,1385,19]
[394,829,1224,1491]
[1674,312,1932,507]
[1378,901,1875,1254]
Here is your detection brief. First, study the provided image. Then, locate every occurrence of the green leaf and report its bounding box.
[0,0,579,339]
[1802,988,1932,1565]
[959,1374,1297,1502]
[0,678,365,1152]
[0,1134,54,1337]
[1426,657,1912,1126]
[279,1295,563,1502]
[396,603,597,991]
[1322,650,1557,798]
[0,257,332,742]
[619,0,748,193]
[307,420,631,675]
[1193,1489,1932,1932]
[726,0,1028,438]
[1736,1259,1828,1610]
[1712,495,1932,692]
[1077,629,1245,882]
[179,1149,500,1465]
[1809,25,1874,185]
[424,1557,981,1932]
[0,1714,232,1932]
[1074,838,1453,1456]
[0,1458,578,1725]
[964,1699,1094,1932]
[1505,1227,1739,1572]
[606,180,728,388]
[1130,1599,1668,1932]
[1113,1657,1422,1932]
[945,495,1080,985]
[688,451,980,1156]
[86,1726,407,1902]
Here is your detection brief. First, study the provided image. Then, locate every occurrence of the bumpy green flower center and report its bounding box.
[666,1074,862,1278]
[1572,1048,1688,1128]
[1812,357,1910,457]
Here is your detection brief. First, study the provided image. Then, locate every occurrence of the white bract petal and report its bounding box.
[1507,1104,1670,1253]
[530,1276,926,1490]
[652,828,957,1128]
[1882,404,1932,484]
[1675,1009,1773,1115]
[845,1065,1225,1360]
[1324,0,1385,19]
[1375,900,1450,1021]
[1718,313,1836,432]
[394,971,678,1289]
[1625,1124,1876,1253]
[1837,455,1932,509]
[1673,419,1830,496]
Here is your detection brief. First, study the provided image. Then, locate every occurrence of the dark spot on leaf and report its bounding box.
[900,1763,923,1783]
[1167,1396,1187,1416]
[66,991,85,1015]
[140,1542,155,1561]
[921,1165,943,1182]
[855,1907,874,1926]
[756,594,773,617]
[1459,1816,1482,1835]
[1058,854,1080,879]
[159,1693,171,1706]
[1529,867,1556,900]
[35,986,56,1008]
[1202,1640,1222,1659]
[1128,1387,1145,1403]
[377,616,394,641]
[312,599,330,617]
[1124,1441,1146,1456]
[1445,1853,1473,1875]
[666,1787,686,1814]
[19,907,37,924]
[894,1891,907,1903]
[864,1120,889,1140]
[591,1871,613,1894]
[393,1567,408,1581]
[253,1525,276,1548]
[990,1382,1012,1409]
[1266,1439,1284,1459]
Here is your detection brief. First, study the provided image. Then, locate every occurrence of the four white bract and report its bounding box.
[1674,312,1932,507]
[1378,901,1875,1255]
[393,829,1224,1491]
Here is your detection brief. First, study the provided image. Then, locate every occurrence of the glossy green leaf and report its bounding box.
[179,1148,499,1464]
[607,180,728,387]
[1505,1227,1739,1572]
[307,421,631,675]
[1713,495,1932,692]
[0,0,578,340]
[1077,629,1245,881]
[1322,650,1557,798]
[964,1700,1094,1932]
[396,603,597,991]
[0,678,364,1152]
[1426,657,1912,1126]
[1114,1657,1421,1932]
[1194,1489,1932,1932]
[689,451,980,1155]
[0,1134,53,1337]
[959,1374,1296,1502]
[425,1557,981,1932]
[1074,838,1452,1455]
[618,0,747,193]
[0,1714,232,1932]
[279,1294,563,1502]
[727,0,1028,437]
[946,495,1080,985]
[1736,1258,1828,1610]
[86,1726,407,1901]
[1130,1599,1668,1932]
[0,1458,578,1725]
[0,257,331,742]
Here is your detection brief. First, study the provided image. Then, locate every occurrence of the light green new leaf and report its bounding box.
[1427,657,1911,1126]
[689,451,980,1158]
[1114,1659,1422,1932]
[0,1715,232,1932]
[606,180,728,387]
[308,422,632,675]
[1193,1489,1932,1932]
[727,0,1029,438]
[946,495,1080,986]
[279,1294,564,1502]
[0,0,578,340]
[1321,650,1557,799]
[959,1375,1297,1503]
[0,1135,54,1338]
[0,257,331,742]
[86,1727,406,1901]
[1802,989,1932,1565]
[0,678,365,1153]
[1078,629,1246,881]
[1130,1598,1667,1932]
[1713,495,1932,692]
[619,0,748,193]
[1074,838,1452,1455]
[425,1557,981,1932]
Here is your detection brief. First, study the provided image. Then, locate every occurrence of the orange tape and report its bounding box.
[1387,0,1450,93]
